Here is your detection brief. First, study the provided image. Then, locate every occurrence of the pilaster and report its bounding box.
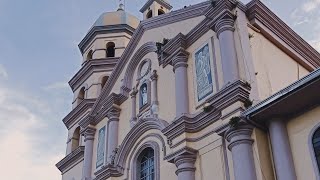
[172,49,190,117]
[225,124,257,180]
[130,88,138,127]
[214,15,239,86]
[81,125,96,180]
[268,118,297,180]
[150,70,159,117]
[106,106,121,164]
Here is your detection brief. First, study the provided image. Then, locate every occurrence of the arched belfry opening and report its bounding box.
[158,9,165,16]
[77,87,86,105]
[146,10,153,19]
[140,0,172,20]
[71,127,80,151]
[106,42,115,57]
[87,50,93,60]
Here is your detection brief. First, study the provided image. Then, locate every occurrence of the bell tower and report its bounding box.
[140,0,173,20]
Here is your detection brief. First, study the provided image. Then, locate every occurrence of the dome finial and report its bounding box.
[117,0,125,11]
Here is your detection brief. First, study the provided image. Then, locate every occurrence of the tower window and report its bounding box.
[146,10,152,19]
[138,147,154,180]
[101,76,109,89]
[71,127,80,151]
[87,50,93,60]
[106,42,115,57]
[158,9,165,16]
[77,87,86,105]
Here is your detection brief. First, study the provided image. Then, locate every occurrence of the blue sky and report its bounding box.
[0,0,319,179]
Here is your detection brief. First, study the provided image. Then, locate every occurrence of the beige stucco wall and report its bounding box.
[62,160,83,180]
[249,28,310,101]
[287,106,320,180]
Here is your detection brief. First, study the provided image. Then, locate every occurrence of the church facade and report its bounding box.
[56,0,320,180]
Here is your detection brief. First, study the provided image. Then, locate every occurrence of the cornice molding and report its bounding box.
[79,24,136,54]
[69,58,119,91]
[162,80,251,141]
[63,99,96,129]
[140,0,173,13]
[246,0,320,70]
[56,146,85,173]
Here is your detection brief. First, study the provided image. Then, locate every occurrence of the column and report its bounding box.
[106,107,120,164]
[269,119,297,180]
[82,125,96,180]
[174,154,196,180]
[215,18,239,85]
[172,51,189,117]
[130,88,138,127]
[150,70,159,117]
[226,124,257,180]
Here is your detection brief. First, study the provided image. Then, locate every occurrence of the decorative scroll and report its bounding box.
[194,43,213,102]
[96,126,106,168]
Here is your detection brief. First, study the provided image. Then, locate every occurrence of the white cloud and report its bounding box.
[302,0,320,12]
[0,64,8,79]
[0,86,65,180]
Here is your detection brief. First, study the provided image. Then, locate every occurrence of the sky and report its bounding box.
[0,0,319,179]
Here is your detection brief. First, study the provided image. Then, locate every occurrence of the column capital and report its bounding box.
[174,154,197,175]
[171,49,189,72]
[215,17,235,37]
[81,125,96,142]
[225,124,254,150]
[130,88,138,97]
[106,105,121,122]
[150,70,158,81]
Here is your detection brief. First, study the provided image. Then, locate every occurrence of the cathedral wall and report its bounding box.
[62,160,83,180]
[287,106,320,180]
[248,28,310,101]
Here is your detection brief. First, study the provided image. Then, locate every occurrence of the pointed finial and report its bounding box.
[117,0,125,11]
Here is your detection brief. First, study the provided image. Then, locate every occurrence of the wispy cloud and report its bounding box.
[43,81,69,91]
[0,86,65,180]
[302,0,320,12]
[0,64,8,79]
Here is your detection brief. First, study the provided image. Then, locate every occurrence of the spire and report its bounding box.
[117,0,125,11]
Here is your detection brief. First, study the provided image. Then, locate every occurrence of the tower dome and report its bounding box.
[92,9,140,29]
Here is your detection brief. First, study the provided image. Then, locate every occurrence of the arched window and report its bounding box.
[138,147,154,180]
[101,76,109,89]
[146,10,152,19]
[106,42,115,57]
[158,9,165,16]
[87,50,93,60]
[71,127,80,151]
[313,127,320,172]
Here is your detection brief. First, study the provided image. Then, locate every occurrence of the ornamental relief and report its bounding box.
[193,40,217,106]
